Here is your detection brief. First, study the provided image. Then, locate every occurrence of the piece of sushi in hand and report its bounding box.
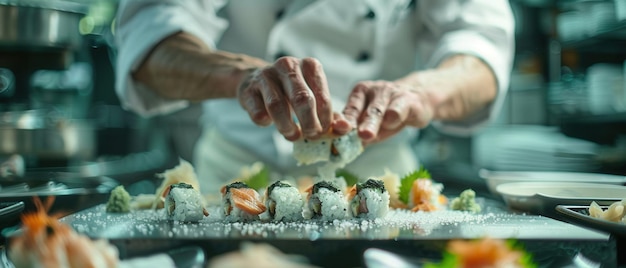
[221,182,266,221]
[302,181,349,220]
[347,178,390,219]
[293,130,363,167]
[164,182,209,222]
[259,181,304,222]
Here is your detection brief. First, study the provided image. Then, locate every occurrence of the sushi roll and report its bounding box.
[302,181,349,220]
[221,182,266,221]
[164,182,209,222]
[347,178,390,219]
[260,181,304,222]
[293,130,363,167]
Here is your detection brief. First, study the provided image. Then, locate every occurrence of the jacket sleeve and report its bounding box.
[418,0,515,135]
[114,0,229,117]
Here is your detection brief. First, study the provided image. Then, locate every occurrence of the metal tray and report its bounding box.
[45,202,616,267]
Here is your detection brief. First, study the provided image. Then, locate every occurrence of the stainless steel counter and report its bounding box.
[57,198,616,267]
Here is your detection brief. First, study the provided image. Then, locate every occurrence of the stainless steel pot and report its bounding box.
[0,0,86,49]
[0,109,95,161]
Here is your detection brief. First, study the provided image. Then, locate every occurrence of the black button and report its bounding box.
[275,8,285,20]
[274,51,289,60]
[356,51,370,62]
[364,9,375,20]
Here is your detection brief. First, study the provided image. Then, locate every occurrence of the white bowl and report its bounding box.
[480,169,626,196]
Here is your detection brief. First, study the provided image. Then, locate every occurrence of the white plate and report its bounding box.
[495,182,626,216]
[481,169,626,196]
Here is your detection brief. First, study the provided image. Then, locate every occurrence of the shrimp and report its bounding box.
[8,197,119,268]
[409,179,446,212]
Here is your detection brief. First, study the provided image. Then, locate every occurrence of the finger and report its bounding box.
[258,69,301,140]
[275,58,322,139]
[301,58,332,133]
[406,96,434,128]
[358,88,391,142]
[343,82,368,127]
[239,79,272,126]
[331,112,352,136]
[381,93,410,130]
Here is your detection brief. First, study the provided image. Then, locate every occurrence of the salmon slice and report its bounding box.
[346,185,357,200]
[230,188,266,215]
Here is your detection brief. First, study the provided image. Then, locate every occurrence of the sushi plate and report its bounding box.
[556,205,626,237]
[480,169,626,197]
[496,182,626,217]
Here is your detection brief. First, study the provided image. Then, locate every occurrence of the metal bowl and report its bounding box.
[0,0,86,50]
[0,109,96,161]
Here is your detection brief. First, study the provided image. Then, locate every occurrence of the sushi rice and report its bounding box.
[164,183,208,222]
[260,181,304,222]
[292,130,363,167]
[303,181,349,221]
[348,179,390,219]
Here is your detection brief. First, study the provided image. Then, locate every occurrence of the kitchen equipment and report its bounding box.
[0,201,23,231]
[0,0,87,104]
[496,182,626,217]
[0,0,96,168]
[0,109,95,165]
[0,0,85,49]
[0,171,117,218]
[480,169,626,196]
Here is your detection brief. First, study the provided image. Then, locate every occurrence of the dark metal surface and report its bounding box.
[54,199,616,267]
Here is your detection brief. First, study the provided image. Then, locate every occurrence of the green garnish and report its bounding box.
[398,166,431,204]
[245,164,270,190]
[450,189,481,213]
[106,185,131,213]
[335,169,359,186]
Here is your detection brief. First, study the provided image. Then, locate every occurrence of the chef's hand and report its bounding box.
[343,55,499,145]
[237,56,351,141]
[342,80,434,145]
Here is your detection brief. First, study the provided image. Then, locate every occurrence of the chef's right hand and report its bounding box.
[237,56,350,141]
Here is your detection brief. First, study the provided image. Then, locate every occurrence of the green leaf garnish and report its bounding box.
[335,169,359,187]
[398,166,431,204]
[245,165,270,190]
[423,252,459,268]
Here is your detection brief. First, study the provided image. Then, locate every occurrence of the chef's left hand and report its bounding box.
[342,80,434,145]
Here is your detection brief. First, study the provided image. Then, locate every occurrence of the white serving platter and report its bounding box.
[481,169,626,196]
[496,182,626,216]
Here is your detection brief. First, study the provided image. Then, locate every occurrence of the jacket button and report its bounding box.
[364,9,375,20]
[356,51,370,62]
[275,8,285,20]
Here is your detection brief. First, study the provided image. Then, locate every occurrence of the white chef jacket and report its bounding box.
[115,0,515,181]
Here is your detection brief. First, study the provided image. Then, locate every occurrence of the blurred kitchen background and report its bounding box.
[0,0,625,196]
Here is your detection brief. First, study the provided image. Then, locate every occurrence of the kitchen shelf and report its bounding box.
[556,111,626,145]
[560,23,626,52]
